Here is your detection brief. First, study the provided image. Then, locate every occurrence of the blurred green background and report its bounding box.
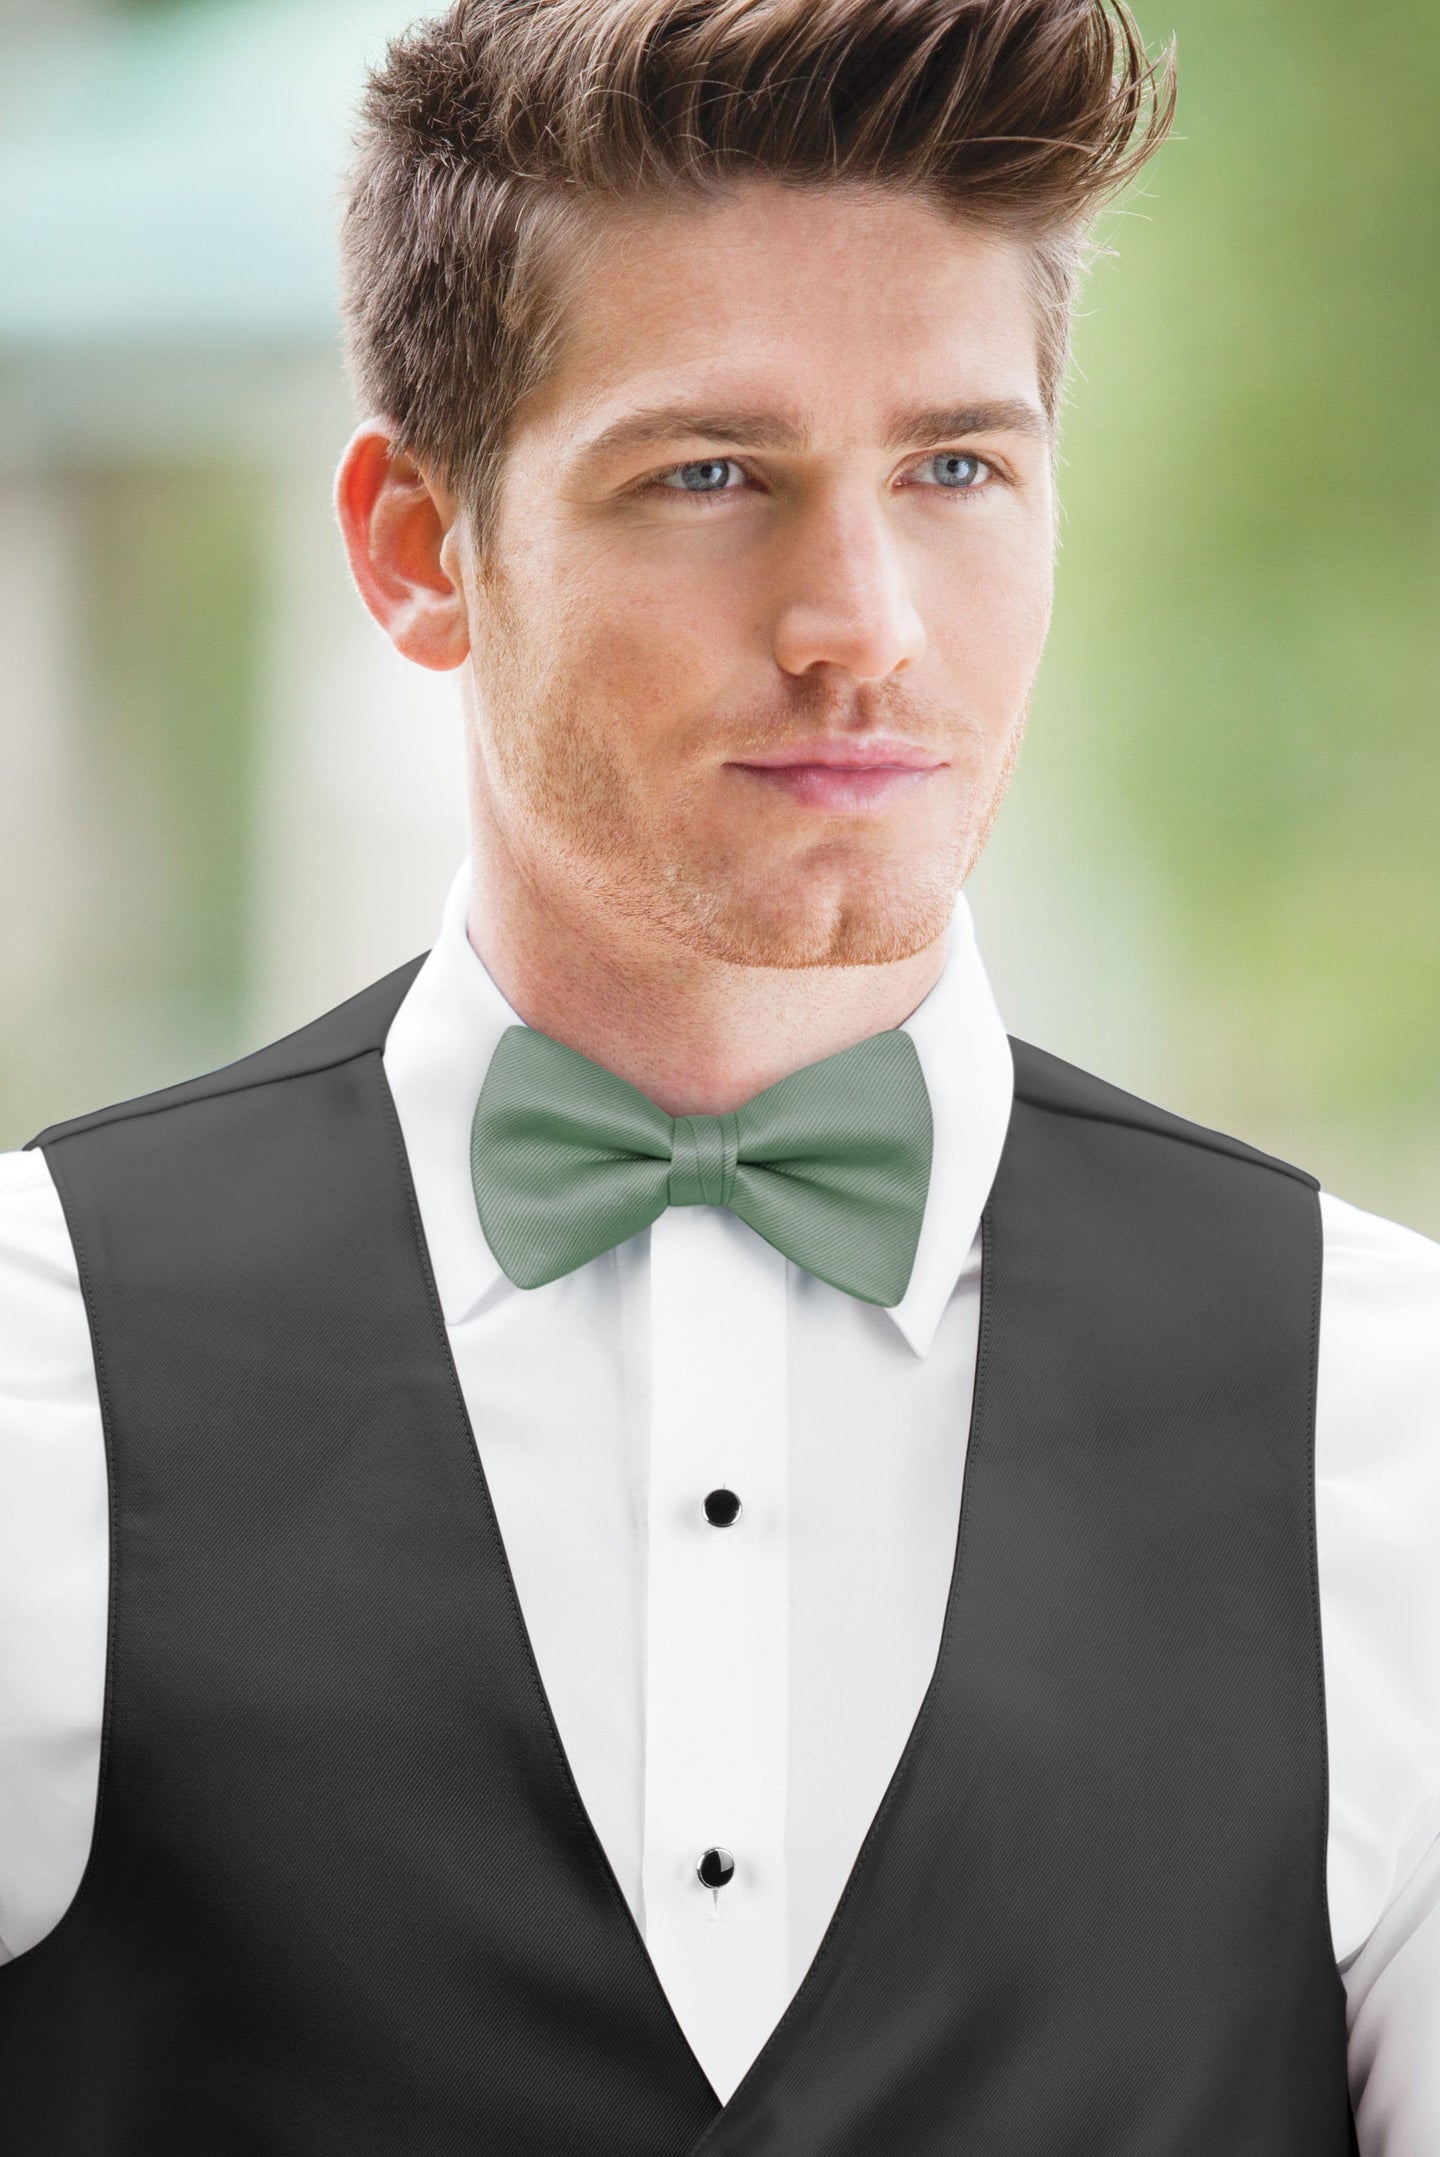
[1,0,1437,1234]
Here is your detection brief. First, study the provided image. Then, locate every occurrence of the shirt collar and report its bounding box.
[381,852,1014,1357]
[889,892,1014,1355]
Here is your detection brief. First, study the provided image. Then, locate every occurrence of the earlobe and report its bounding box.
[334,422,471,673]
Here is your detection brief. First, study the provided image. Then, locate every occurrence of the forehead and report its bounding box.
[521,179,1044,445]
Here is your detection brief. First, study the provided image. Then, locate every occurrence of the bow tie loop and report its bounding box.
[668,1113,741,1209]
[470,1024,933,1306]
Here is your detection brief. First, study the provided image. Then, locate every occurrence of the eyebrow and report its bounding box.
[577,397,1051,464]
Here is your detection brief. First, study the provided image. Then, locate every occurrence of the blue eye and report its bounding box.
[658,459,738,494]
[921,452,989,490]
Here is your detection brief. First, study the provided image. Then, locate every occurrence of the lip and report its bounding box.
[726,737,945,812]
[728,737,945,772]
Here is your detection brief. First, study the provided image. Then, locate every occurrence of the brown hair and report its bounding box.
[340,0,1176,553]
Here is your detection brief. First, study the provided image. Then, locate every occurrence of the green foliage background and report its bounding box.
[978,0,1440,1226]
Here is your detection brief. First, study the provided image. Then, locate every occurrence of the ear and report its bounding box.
[334,422,470,672]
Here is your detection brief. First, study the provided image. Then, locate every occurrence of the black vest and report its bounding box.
[0,956,1357,2154]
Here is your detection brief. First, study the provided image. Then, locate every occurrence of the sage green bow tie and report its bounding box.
[469,1023,933,1306]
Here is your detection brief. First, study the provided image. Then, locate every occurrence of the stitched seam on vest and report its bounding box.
[1299,1186,1340,1958]
[1010,1092,1318,1189]
[23,959,429,1151]
[25,1041,398,1150]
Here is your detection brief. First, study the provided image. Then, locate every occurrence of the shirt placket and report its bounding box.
[639,1203,790,2103]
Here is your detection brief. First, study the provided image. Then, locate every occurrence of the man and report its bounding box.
[0,0,1435,2147]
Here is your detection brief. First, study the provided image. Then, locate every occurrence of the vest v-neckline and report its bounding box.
[376,1047,989,2142]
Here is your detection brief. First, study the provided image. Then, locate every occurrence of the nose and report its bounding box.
[769,486,926,682]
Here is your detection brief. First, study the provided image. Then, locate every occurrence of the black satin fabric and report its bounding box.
[0,958,1357,2153]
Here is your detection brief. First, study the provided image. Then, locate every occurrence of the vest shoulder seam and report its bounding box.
[1013,1089,1318,1186]
[24,954,429,1151]
[25,1042,383,1151]
[1008,1036,1319,1190]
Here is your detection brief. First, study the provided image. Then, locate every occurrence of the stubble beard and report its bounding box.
[473,598,1030,972]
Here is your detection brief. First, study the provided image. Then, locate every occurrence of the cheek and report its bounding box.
[560,575,742,752]
[933,530,1052,699]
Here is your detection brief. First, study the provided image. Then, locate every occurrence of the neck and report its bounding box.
[463,828,948,1120]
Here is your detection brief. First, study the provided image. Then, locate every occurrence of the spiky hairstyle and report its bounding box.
[341,0,1175,549]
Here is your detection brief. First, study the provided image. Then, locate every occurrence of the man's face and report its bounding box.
[456,179,1056,968]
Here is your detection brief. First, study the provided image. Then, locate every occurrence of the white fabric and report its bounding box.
[0,852,1435,2142]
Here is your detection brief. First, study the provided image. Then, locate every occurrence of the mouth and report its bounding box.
[725,737,946,813]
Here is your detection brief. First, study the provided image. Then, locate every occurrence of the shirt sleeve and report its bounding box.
[0,1144,108,1964]
[1317,1190,1440,2153]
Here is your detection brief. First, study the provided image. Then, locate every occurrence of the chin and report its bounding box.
[658,862,961,970]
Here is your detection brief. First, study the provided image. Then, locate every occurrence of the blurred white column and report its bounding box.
[0,477,89,1017]
[243,445,470,1045]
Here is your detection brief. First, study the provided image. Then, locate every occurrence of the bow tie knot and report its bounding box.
[469,1023,933,1306]
[668,1113,742,1209]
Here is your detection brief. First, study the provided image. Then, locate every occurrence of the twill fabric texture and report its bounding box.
[0,957,1358,2154]
[470,1021,933,1305]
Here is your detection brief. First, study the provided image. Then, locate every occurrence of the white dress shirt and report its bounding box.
[1,852,1438,2143]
